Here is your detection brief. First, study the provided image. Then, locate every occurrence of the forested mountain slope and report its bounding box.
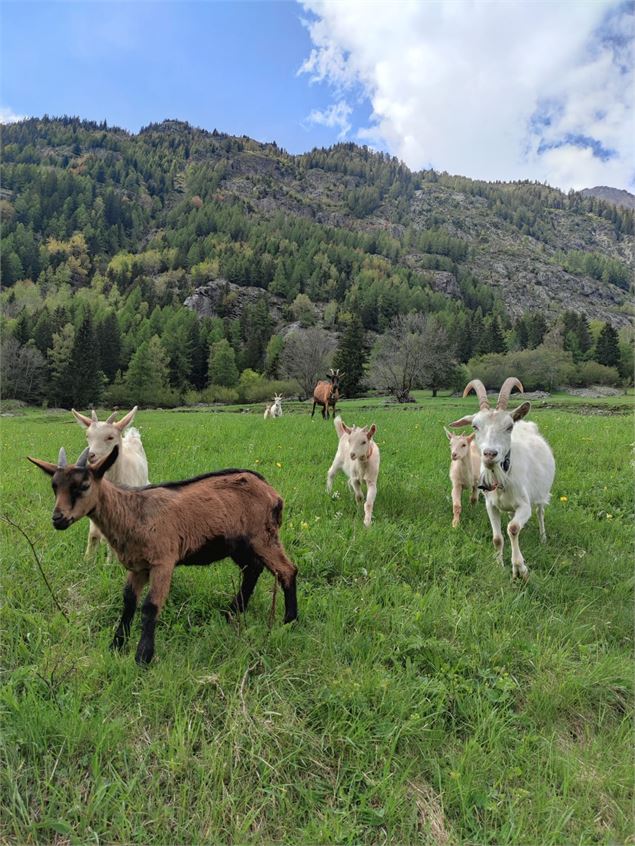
[1,116,633,406]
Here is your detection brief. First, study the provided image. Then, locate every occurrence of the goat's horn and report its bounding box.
[496,377,524,410]
[463,379,490,410]
[57,447,67,467]
[76,447,90,468]
[91,409,98,422]
[106,411,118,423]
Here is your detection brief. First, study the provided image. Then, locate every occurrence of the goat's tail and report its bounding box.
[333,415,346,439]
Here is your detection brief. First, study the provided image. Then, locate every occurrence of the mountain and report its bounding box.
[2,117,632,330]
[579,186,635,211]
[1,117,633,408]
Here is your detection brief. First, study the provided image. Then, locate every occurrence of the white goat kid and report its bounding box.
[264,394,283,419]
[71,407,149,558]
[444,427,480,527]
[450,378,555,580]
[327,416,380,527]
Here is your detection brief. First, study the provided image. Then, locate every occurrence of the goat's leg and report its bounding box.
[470,484,478,505]
[363,482,377,527]
[485,497,504,566]
[311,402,317,418]
[326,458,342,493]
[226,559,264,618]
[253,541,298,623]
[111,570,148,651]
[508,502,532,580]
[85,519,102,559]
[135,563,174,666]
[351,477,364,503]
[536,504,547,543]
[451,484,462,528]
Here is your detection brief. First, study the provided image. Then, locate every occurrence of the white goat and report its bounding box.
[444,427,480,527]
[264,394,283,419]
[450,378,555,579]
[71,407,149,558]
[327,416,380,527]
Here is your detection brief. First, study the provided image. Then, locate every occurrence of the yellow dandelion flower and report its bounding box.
[276,462,282,468]
[606,514,613,520]
[560,496,568,502]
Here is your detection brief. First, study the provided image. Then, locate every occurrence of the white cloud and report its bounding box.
[298,0,634,191]
[0,106,28,125]
[304,100,352,138]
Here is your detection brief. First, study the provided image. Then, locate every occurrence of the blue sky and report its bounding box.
[0,1,371,151]
[2,1,633,191]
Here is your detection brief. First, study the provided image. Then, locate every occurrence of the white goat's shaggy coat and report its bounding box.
[264,395,283,419]
[451,378,555,579]
[72,407,149,558]
[444,428,480,527]
[327,416,380,527]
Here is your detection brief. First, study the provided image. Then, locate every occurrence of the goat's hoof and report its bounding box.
[135,647,154,666]
[110,635,127,652]
[512,564,529,581]
[452,518,459,528]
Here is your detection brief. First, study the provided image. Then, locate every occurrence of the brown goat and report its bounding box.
[312,368,342,420]
[29,446,298,665]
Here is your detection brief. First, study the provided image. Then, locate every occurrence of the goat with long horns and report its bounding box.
[449,377,556,579]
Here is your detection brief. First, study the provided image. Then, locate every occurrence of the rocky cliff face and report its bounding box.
[580,187,635,210]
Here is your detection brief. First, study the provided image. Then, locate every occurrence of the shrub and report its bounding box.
[468,347,576,391]
[575,361,620,387]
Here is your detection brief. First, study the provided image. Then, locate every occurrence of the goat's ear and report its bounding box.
[511,401,531,421]
[71,409,93,428]
[340,420,352,434]
[467,432,476,442]
[367,424,377,439]
[449,415,474,428]
[114,406,138,431]
[90,445,119,478]
[27,456,58,476]
[443,426,453,441]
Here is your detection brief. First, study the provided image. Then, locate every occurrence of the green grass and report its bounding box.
[1,397,632,844]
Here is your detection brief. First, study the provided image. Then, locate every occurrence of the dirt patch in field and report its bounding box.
[408,779,456,845]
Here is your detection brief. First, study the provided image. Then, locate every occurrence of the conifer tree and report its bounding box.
[595,323,620,368]
[69,311,102,408]
[333,314,368,396]
[125,335,171,405]
[208,339,239,387]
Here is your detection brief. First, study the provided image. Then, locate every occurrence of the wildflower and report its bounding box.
[331,491,341,500]
[300,521,309,530]
[606,514,613,520]
[560,496,568,502]
[276,462,282,468]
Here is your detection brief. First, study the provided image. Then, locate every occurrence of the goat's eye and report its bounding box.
[472,425,479,431]
[507,424,513,432]
[106,436,114,441]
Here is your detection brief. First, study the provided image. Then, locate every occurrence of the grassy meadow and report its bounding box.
[1,395,633,845]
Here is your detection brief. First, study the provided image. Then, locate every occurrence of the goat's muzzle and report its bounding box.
[52,512,73,530]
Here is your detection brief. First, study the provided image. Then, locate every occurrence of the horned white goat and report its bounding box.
[327,416,380,527]
[450,377,555,579]
[444,427,480,527]
[72,407,149,558]
[264,394,283,419]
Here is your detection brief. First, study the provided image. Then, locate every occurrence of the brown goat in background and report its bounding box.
[312,368,342,420]
[29,446,298,665]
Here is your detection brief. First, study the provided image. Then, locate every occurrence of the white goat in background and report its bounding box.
[450,378,555,579]
[264,394,283,419]
[327,416,380,527]
[71,407,149,558]
[444,427,480,527]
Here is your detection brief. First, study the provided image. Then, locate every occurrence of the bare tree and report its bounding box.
[370,314,456,401]
[280,328,336,398]
[1,338,46,403]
